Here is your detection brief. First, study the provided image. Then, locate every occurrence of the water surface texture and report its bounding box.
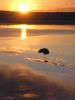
[0,25,75,99]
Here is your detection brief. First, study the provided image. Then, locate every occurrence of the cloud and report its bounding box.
[0,63,75,100]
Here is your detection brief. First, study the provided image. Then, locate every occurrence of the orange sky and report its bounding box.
[0,0,75,12]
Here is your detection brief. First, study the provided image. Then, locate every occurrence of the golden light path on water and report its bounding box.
[20,25,27,40]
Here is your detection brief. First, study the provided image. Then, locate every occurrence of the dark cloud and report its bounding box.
[0,63,75,100]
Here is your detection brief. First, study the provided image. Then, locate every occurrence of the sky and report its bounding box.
[0,0,75,12]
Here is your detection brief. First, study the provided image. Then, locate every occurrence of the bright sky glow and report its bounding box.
[0,0,75,12]
[18,4,30,13]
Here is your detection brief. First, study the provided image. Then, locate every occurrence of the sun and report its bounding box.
[19,4,30,13]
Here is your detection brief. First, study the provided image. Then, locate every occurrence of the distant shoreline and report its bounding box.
[0,11,75,25]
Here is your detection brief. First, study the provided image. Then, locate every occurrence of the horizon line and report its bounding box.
[0,10,75,12]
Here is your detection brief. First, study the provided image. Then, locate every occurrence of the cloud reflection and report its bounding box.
[0,63,75,100]
[0,47,75,68]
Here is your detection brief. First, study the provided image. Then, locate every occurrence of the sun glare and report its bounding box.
[19,4,29,13]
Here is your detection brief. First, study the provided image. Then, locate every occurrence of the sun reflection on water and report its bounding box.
[21,25,27,40]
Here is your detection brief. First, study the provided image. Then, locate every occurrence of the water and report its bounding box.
[0,25,75,65]
[0,25,75,99]
[0,25,75,81]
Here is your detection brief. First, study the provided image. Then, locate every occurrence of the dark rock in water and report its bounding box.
[44,60,48,63]
[38,48,49,55]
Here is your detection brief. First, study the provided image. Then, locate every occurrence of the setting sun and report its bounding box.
[18,4,30,13]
